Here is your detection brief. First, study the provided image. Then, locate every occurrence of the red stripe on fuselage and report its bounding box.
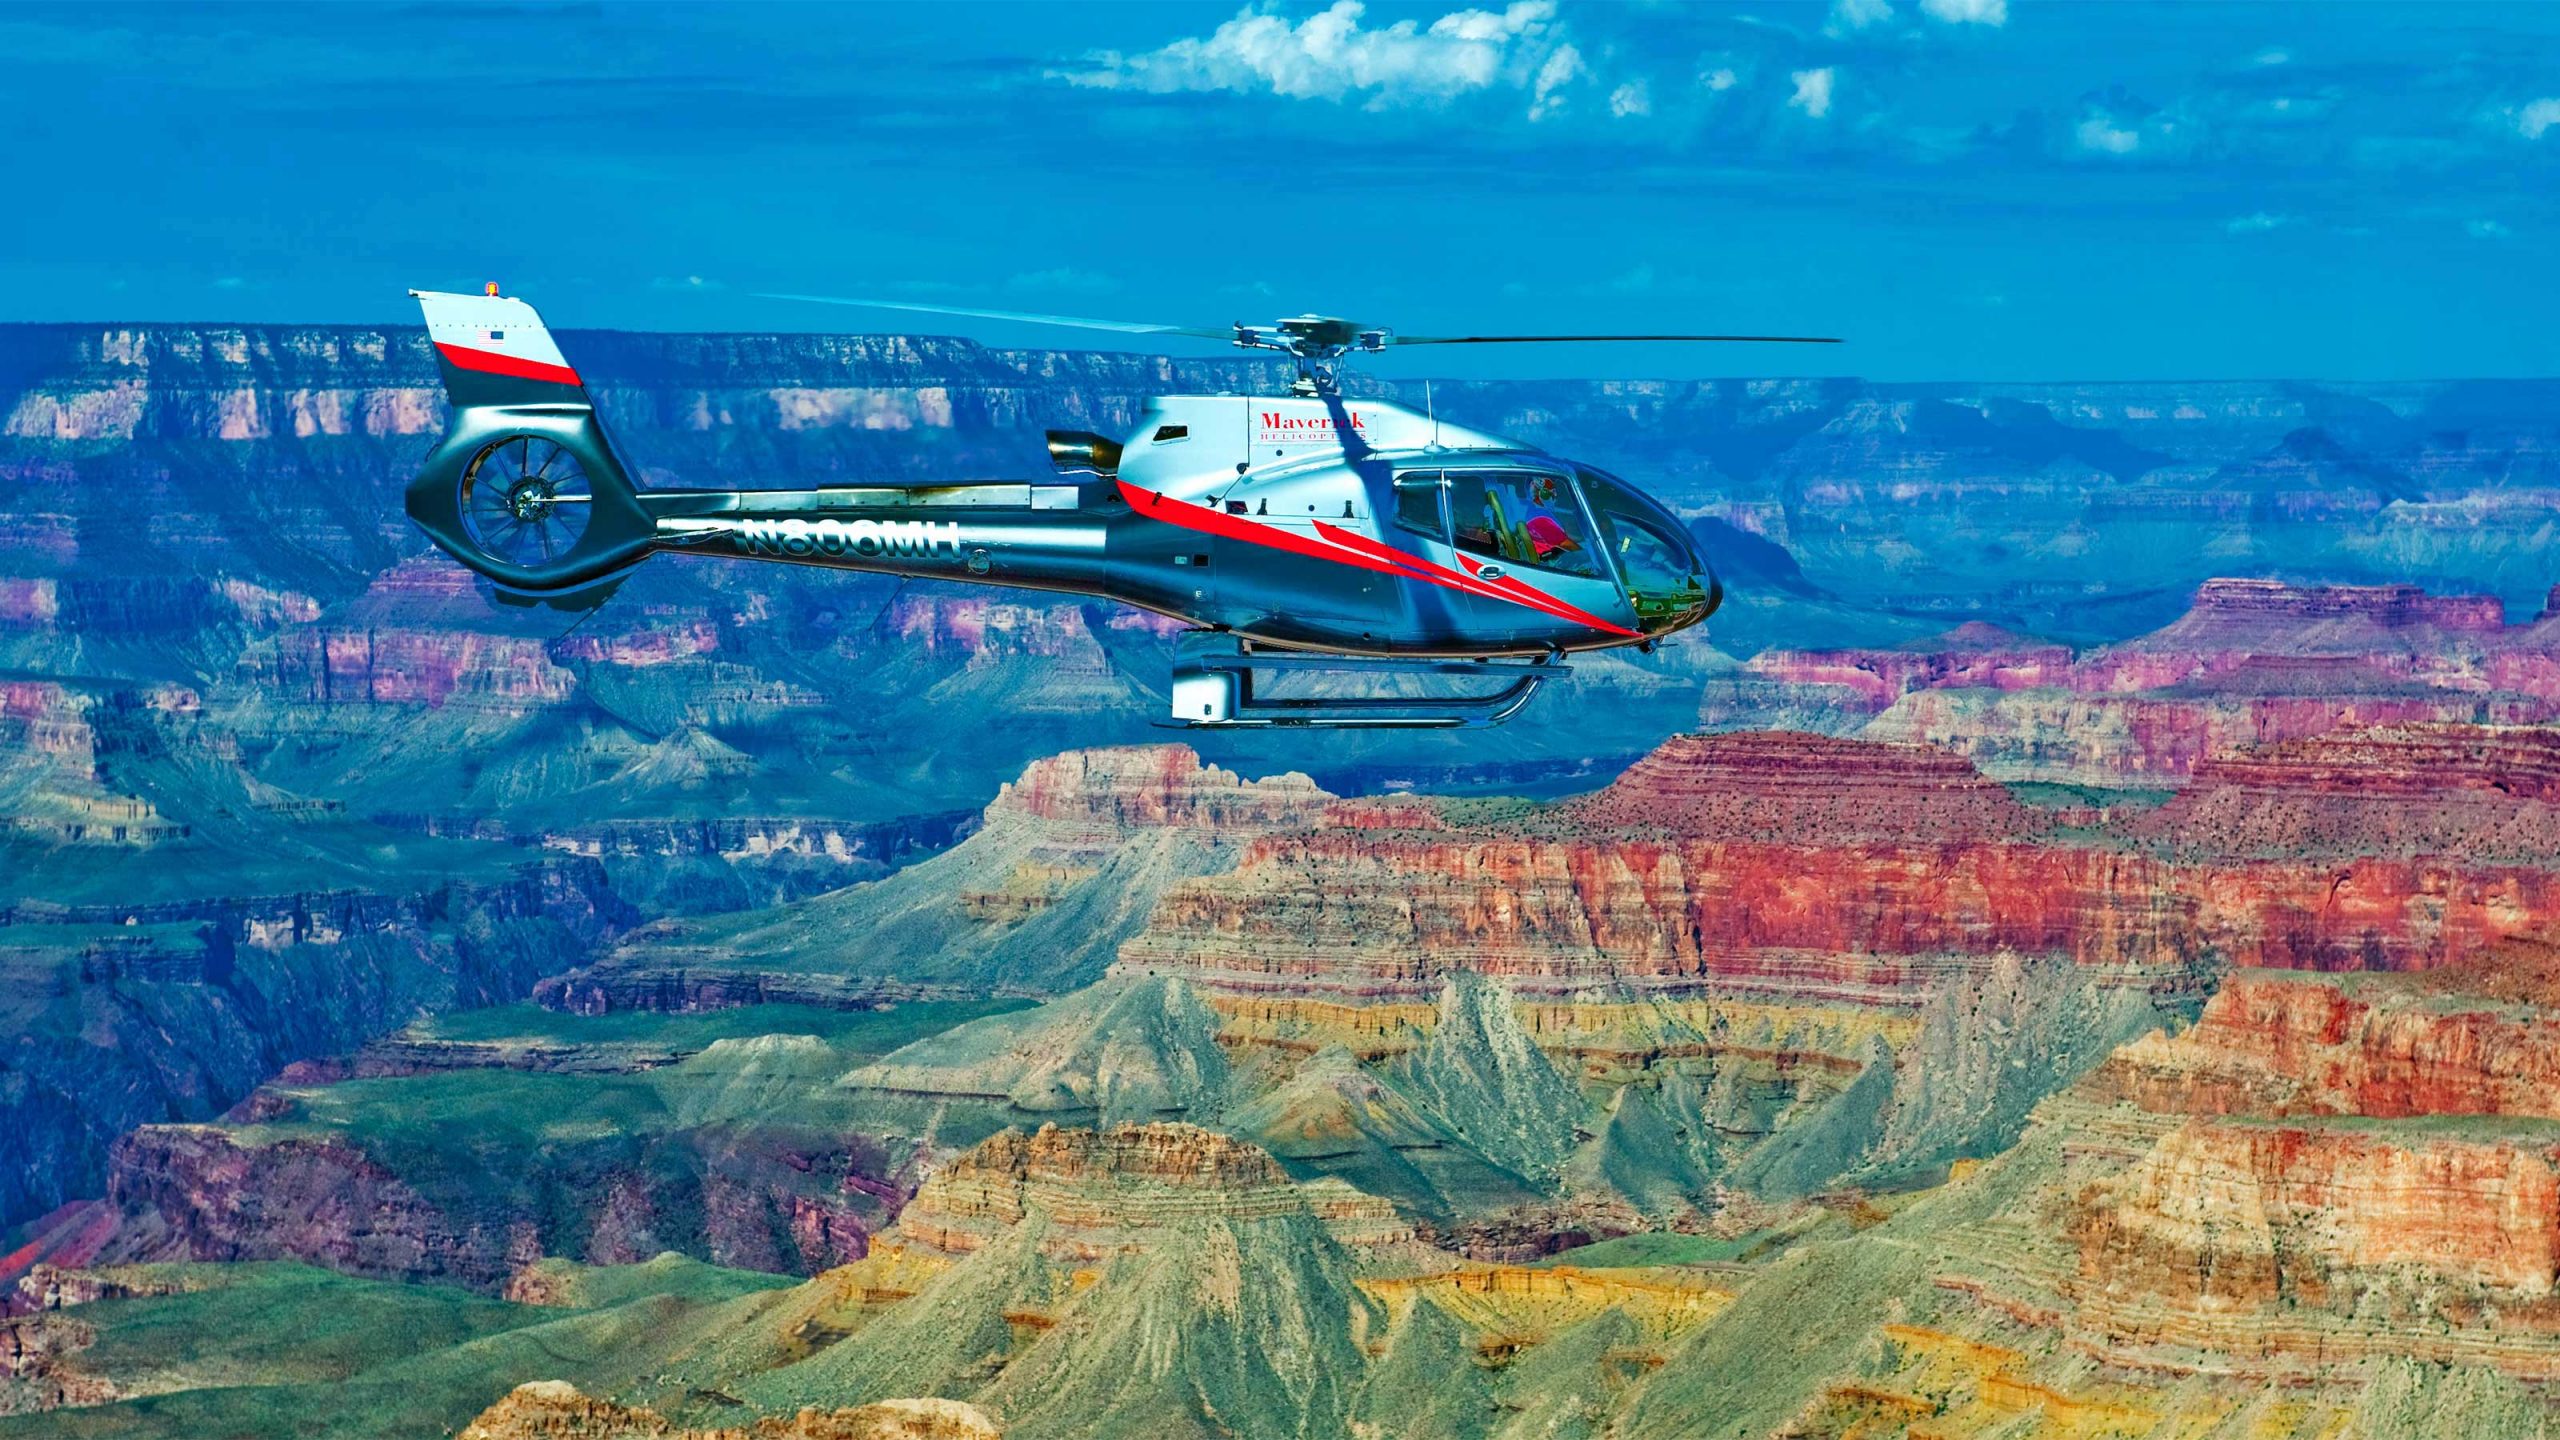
[434,342,583,388]
[1317,521,1636,636]
[1117,480,1637,639]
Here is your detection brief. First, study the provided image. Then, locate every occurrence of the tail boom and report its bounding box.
[404,288,1154,611]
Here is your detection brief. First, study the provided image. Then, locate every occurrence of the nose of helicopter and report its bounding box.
[1637,533,1719,637]
[1615,502,1719,638]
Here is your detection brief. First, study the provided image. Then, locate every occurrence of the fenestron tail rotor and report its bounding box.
[750,293,1841,395]
[459,435,594,568]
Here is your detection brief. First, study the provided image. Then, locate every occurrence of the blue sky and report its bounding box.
[7,1,2558,381]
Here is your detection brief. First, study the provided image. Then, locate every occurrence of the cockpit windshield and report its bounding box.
[1577,467,1709,628]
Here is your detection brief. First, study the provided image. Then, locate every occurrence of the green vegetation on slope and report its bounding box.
[0,1258,797,1440]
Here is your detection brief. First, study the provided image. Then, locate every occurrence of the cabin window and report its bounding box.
[1447,470,1599,578]
[1393,471,1447,540]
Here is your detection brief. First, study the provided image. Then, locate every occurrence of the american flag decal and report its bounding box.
[484,329,505,341]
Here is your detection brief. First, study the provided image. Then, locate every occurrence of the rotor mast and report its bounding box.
[1229,316,1392,396]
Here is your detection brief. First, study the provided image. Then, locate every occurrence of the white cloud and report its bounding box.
[1827,0,1893,33]
[1918,0,2006,25]
[1789,67,1835,119]
[650,274,723,291]
[1700,66,1738,93]
[211,276,248,291]
[2468,218,2513,240]
[1528,41,1584,119]
[2070,93,2193,158]
[2075,115,2140,154]
[1609,79,1651,118]
[2254,47,2291,66]
[2520,97,2560,140]
[1055,0,1592,120]
[1834,0,2001,31]
[2225,212,2294,234]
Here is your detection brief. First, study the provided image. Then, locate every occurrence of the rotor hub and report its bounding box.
[505,480,557,521]
[1230,316,1389,396]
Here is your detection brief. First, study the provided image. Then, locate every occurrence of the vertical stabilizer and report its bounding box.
[405,289,653,597]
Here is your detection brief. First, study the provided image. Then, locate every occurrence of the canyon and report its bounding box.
[6,323,2560,1436]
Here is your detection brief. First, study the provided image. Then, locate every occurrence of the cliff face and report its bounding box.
[13,324,2560,1436]
[2133,723,2560,859]
[46,1024,955,1292]
[0,858,619,1235]
[1077,720,2560,1244]
[984,745,1332,835]
[1620,936,2560,1440]
[1731,578,2560,790]
[1125,726,2560,1006]
[537,746,1337,1011]
[891,1122,1408,1263]
[459,1383,1001,1440]
[2093,970,2560,1120]
[1562,730,2046,843]
[2079,1119,2560,1313]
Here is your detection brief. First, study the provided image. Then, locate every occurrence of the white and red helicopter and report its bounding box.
[404,287,1836,727]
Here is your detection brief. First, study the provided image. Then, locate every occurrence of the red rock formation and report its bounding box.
[1119,729,2560,1018]
[2075,1119,2560,1310]
[897,1123,1404,1262]
[240,561,584,709]
[1738,625,2076,712]
[1960,938,2560,1381]
[0,1312,116,1409]
[2138,578,2508,644]
[89,1118,904,1289]
[1865,688,2549,786]
[986,745,1330,833]
[1126,832,2560,1003]
[2133,724,2560,858]
[881,593,1179,659]
[2094,966,2560,1121]
[1739,580,2560,784]
[1564,730,2046,843]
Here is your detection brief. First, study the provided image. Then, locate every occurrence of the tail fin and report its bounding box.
[404,289,655,600]
[418,288,591,408]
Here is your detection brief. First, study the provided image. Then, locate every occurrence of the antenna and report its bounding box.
[1425,379,1439,449]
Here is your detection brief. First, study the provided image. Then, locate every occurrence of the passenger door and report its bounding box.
[1438,468,1631,646]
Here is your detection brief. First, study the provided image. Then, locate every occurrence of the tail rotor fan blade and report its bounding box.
[458,435,595,572]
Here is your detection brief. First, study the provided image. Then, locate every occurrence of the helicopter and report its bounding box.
[402,287,1838,727]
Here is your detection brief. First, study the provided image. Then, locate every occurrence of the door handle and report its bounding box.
[1477,565,1506,580]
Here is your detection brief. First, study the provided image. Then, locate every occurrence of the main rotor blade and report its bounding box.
[750,293,1231,340]
[1389,332,1842,346]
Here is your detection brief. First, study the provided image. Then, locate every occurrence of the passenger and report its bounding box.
[1522,512,1582,563]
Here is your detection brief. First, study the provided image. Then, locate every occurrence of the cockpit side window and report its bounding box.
[1445,469,1600,578]
[1393,470,1447,541]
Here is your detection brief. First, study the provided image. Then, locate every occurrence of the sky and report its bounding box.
[5,0,2558,382]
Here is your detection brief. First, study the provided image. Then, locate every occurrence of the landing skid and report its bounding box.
[1161,633,1566,729]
